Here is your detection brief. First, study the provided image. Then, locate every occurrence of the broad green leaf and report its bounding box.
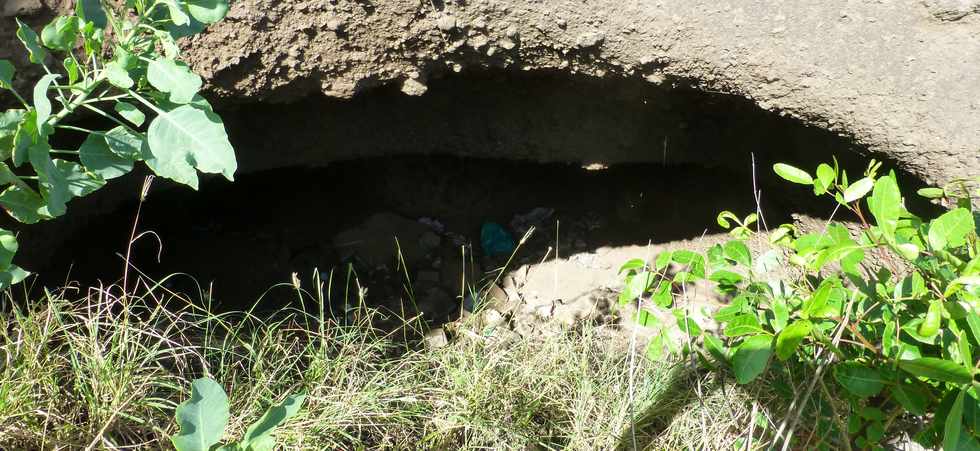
[164,14,207,39]
[651,281,672,308]
[671,250,705,282]
[919,300,943,338]
[63,57,79,85]
[891,382,929,416]
[0,229,18,269]
[703,334,729,363]
[709,269,743,285]
[159,0,192,26]
[635,308,659,328]
[896,242,920,260]
[814,163,835,195]
[945,390,966,451]
[0,265,30,289]
[654,251,672,270]
[673,309,703,336]
[732,335,773,384]
[0,110,25,160]
[899,358,973,385]
[966,310,980,348]
[717,211,739,229]
[802,279,833,319]
[104,126,145,160]
[171,378,229,451]
[646,334,666,361]
[54,160,105,197]
[833,362,885,398]
[148,59,202,104]
[240,393,306,449]
[868,175,901,239]
[80,21,104,57]
[29,143,69,217]
[618,258,645,274]
[0,185,48,224]
[146,104,237,189]
[621,271,654,304]
[0,60,14,89]
[79,134,134,180]
[918,187,946,199]
[843,177,874,203]
[33,74,60,130]
[775,320,811,361]
[928,208,975,251]
[115,102,145,126]
[773,163,813,185]
[725,314,766,337]
[771,299,789,332]
[753,249,782,276]
[12,111,38,167]
[724,240,751,267]
[76,0,108,29]
[16,19,48,64]
[41,16,79,51]
[185,0,230,24]
[104,61,134,89]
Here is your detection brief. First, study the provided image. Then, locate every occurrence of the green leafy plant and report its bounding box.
[0,0,237,285]
[620,158,980,449]
[172,378,306,451]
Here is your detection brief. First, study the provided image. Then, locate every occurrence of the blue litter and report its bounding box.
[480,222,516,257]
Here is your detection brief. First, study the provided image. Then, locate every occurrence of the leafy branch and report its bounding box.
[0,0,237,286]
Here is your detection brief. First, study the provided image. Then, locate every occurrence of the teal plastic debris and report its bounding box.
[480,222,516,257]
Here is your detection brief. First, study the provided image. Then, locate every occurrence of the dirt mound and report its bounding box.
[3,1,978,185]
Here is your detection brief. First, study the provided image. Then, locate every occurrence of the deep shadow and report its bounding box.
[33,157,788,309]
[9,69,935,319]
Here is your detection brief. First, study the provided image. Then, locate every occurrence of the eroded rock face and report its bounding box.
[2,1,979,187]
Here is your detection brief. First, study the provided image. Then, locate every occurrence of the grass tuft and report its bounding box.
[0,273,778,450]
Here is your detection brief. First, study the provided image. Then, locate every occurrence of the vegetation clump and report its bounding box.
[0,0,237,285]
[620,158,980,449]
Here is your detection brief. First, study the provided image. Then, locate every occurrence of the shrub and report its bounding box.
[0,0,237,286]
[620,158,980,449]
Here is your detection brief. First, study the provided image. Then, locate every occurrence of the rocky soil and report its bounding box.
[2,1,979,186]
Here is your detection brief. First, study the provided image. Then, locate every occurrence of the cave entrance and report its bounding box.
[21,70,926,324]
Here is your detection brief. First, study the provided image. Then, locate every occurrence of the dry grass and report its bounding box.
[0,271,787,450]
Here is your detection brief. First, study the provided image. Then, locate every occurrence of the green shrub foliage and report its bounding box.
[171,378,305,451]
[620,159,980,449]
[0,0,237,285]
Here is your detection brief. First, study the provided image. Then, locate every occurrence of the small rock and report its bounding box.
[437,15,457,32]
[922,0,980,21]
[499,38,516,50]
[482,309,506,329]
[483,284,514,312]
[0,0,42,17]
[424,327,449,349]
[533,303,555,320]
[325,17,346,31]
[576,31,605,49]
[505,25,519,38]
[401,78,428,96]
[556,18,567,28]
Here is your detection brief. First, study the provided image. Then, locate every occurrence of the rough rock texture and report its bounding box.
[178,0,979,186]
[2,1,979,186]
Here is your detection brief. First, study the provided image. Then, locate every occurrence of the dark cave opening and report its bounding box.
[13,70,934,317]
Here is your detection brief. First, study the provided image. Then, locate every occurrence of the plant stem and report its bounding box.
[49,75,106,128]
